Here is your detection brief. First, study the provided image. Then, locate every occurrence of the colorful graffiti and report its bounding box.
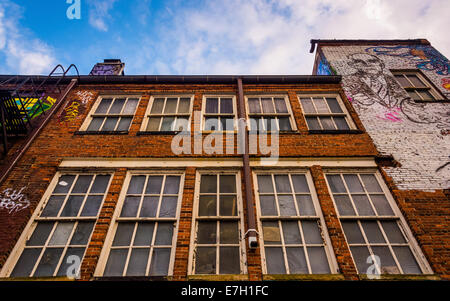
[376,107,403,122]
[59,90,94,122]
[90,64,123,76]
[0,187,30,214]
[316,51,334,75]
[15,96,56,120]
[442,78,450,91]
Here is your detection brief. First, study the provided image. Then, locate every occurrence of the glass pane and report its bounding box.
[393,247,422,274]
[278,195,296,216]
[33,248,64,277]
[220,118,234,131]
[361,221,385,243]
[306,117,321,130]
[381,221,406,244]
[326,98,343,113]
[263,222,281,245]
[127,176,146,194]
[160,117,175,131]
[60,195,84,217]
[220,221,239,244]
[219,247,240,274]
[41,196,65,217]
[370,195,394,216]
[159,196,178,217]
[116,117,132,131]
[341,221,365,244]
[418,90,434,101]
[120,196,140,217]
[408,90,421,101]
[145,176,163,194]
[220,98,233,114]
[352,195,375,216]
[11,248,42,277]
[104,249,128,276]
[406,75,426,88]
[257,175,273,193]
[80,195,103,216]
[199,195,216,216]
[122,98,139,114]
[95,98,113,114]
[300,98,316,113]
[219,175,236,193]
[282,221,301,244]
[175,117,189,131]
[90,175,110,193]
[360,174,383,192]
[261,98,275,113]
[146,117,161,131]
[101,117,119,131]
[197,221,217,244]
[126,248,149,276]
[150,98,164,114]
[265,117,276,131]
[205,98,218,113]
[200,175,217,193]
[259,195,277,216]
[278,117,291,131]
[334,117,350,130]
[308,247,330,274]
[320,117,335,130]
[274,98,288,113]
[313,98,329,113]
[296,195,316,216]
[140,196,159,217]
[291,175,309,193]
[54,175,76,193]
[265,247,285,274]
[178,98,191,113]
[302,221,322,244]
[204,118,219,131]
[164,98,177,114]
[326,175,346,193]
[109,98,126,114]
[195,247,216,274]
[87,117,104,131]
[286,247,308,274]
[344,175,364,193]
[27,222,54,246]
[133,223,154,246]
[372,246,399,274]
[248,98,261,113]
[274,175,291,193]
[155,223,173,245]
[56,247,85,277]
[394,75,410,87]
[72,175,93,193]
[164,176,180,194]
[334,195,356,216]
[48,222,75,245]
[70,222,95,245]
[350,246,371,274]
[112,223,135,246]
[149,248,171,276]
[219,195,237,216]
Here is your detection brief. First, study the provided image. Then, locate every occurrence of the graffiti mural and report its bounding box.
[59,90,94,123]
[0,187,30,214]
[15,96,56,120]
[75,90,94,104]
[90,64,123,76]
[442,78,450,91]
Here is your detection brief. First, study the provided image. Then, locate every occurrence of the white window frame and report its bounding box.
[253,169,339,275]
[94,170,184,277]
[188,170,247,275]
[245,94,297,132]
[79,95,141,132]
[391,70,444,101]
[297,93,356,131]
[201,95,238,132]
[140,95,194,132]
[0,171,113,278]
[323,168,433,275]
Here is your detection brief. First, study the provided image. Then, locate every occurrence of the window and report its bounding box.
[142,96,193,132]
[299,94,354,131]
[246,96,296,132]
[82,96,140,132]
[190,172,246,275]
[254,172,337,274]
[96,173,183,277]
[202,96,237,131]
[325,171,430,275]
[7,173,111,278]
[392,70,444,101]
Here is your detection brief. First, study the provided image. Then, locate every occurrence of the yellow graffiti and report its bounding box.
[64,101,80,122]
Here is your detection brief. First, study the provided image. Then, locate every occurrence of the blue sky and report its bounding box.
[0,0,449,75]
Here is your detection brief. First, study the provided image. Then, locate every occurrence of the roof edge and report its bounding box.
[309,39,431,53]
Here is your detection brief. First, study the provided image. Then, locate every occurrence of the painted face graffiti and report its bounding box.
[0,187,30,214]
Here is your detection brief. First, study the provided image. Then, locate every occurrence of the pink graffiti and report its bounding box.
[376,107,403,122]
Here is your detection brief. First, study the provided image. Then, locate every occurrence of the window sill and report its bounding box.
[187,274,249,281]
[262,274,345,281]
[0,276,75,281]
[358,274,441,281]
[307,129,363,134]
[74,131,129,135]
[93,276,171,281]
[137,131,186,135]
[249,130,299,134]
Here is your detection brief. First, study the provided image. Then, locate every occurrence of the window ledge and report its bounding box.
[137,131,185,135]
[74,131,129,135]
[358,274,441,281]
[187,274,249,281]
[93,276,171,281]
[262,274,345,281]
[308,129,363,134]
[0,276,75,281]
[249,130,299,134]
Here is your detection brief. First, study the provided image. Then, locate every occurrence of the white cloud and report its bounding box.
[88,0,118,31]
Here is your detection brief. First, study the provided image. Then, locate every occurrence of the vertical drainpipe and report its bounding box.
[237,77,258,249]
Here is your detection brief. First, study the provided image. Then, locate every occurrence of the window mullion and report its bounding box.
[55,174,79,218]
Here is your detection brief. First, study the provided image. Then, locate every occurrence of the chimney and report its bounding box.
[89,59,125,75]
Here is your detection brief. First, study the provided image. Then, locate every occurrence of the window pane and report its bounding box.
[104,249,128,276]
[341,221,365,244]
[95,98,112,114]
[313,98,329,113]
[334,117,350,130]
[306,117,321,130]
[381,221,406,244]
[282,221,301,244]
[274,175,291,193]
[120,196,140,217]
[116,117,132,131]
[54,175,76,193]
[150,248,171,276]
[11,248,42,277]
[87,117,104,131]
[164,176,180,194]
[418,90,434,101]
[164,98,177,114]
[220,221,239,244]
[145,176,163,194]
[406,75,426,88]
[160,117,175,131]
[408,91,421,101]
[300,98,316,113]
[259,195,277,216]
[101,117,119,131]
[350,246,371,274]
[159,196,178,217]
[261,98,275,113]
[278,195,296,216]
[140,196,158,217]
[90,175,111,193]
[291,175,309,193]
[361,221,385,243]
[205,98,218,113]
[257,175,273,193]
[178,98,191,113]
[133,223,154,246]
[220,98,233,114]
[80,195,103,216]
[60,195,84,217]
[109,98,126,114]
[195,247,216,274]
[27,222,54,246]
[112,223,135,246]
[41,196,65,217]
[393,247,422,274]
[352,195,375,216]
[200,175,217,193]
[308,247,330,274]
[204,118,219,131]
[296,195,316,216]
[302,221,322,244]
[326,175,347,193]
[394,75,409,87]
[219,247,240,274]
[70,222,94,245]
[72,175,93,193]
[197,221,217,244]
[334,195,356,216]
[198,195,216,216]
[263,222,281,245]
[122,98,139,114]
[175,117,189,131]
[326,98,343,113]
[278,117,291,131]
[370,195,394,216]
[371,246,399,274]
[127,176,146,194]
[320,117,335,130]
[56,247,85,277]
[287,247,308,274]
[219,175,236,193]
[220,118,234,131]
[360,174,383,192]
[126,248,149,276]
[248,98,261,113]
[265,247,285,274]
[151,98,164,114]
[146,117,161,131]
[274,98,288,113]
[48,222,75,245]
[265,117,276,131]
[33,248,64,277]
[219,195,237,216]
[154,223,173,245]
